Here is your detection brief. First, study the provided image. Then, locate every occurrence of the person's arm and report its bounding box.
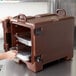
[0,50,17,60]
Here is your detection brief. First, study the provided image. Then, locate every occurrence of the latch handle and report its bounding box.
[56,9,66,16]
[17,14,27,23]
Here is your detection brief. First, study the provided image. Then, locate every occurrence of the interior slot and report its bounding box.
[16,43,31,62]
[15,25,31,39]
[15,36,31,47]
[16,50,31,62]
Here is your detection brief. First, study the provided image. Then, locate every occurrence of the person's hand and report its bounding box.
[4,50,18,60]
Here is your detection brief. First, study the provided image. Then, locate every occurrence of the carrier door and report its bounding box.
[2,19,12,51]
